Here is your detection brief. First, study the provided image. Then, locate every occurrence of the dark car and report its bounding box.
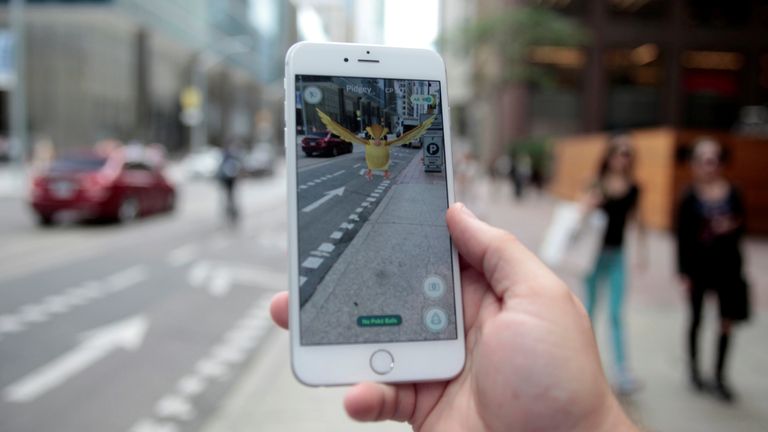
[30,149,175,225]
[301,131,353,157]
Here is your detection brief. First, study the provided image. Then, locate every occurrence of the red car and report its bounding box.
[301,131,353,157]
[30,149,176,225]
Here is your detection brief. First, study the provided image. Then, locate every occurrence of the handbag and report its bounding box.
[539,200,607,277]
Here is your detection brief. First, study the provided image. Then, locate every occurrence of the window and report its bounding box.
[604,44,664,129]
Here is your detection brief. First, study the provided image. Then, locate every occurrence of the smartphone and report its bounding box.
[284,42,464,386]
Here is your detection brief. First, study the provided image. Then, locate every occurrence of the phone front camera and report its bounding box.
[366,50,370,54]
[344,57,349,62]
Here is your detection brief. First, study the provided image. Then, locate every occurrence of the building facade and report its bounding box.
[0,0,296,154]
[458,0,768,168]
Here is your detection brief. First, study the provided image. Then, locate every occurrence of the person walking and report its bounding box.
[583,133,646,395]
[677,138,750,402]
[218,143,243,224]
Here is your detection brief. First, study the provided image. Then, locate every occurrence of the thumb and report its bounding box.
[446,203,561,299]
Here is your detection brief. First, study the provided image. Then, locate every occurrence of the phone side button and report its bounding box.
[370,350,394,375]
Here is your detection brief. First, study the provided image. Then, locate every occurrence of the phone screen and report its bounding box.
[294,75,457,346]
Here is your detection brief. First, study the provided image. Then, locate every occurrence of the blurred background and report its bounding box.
[0,1,766,431]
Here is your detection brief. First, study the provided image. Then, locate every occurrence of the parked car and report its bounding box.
[29,148,176,225]
[301,131,353,157]
[242,141,276,176]
[181,146,222,179]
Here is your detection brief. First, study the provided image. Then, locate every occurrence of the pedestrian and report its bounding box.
[218,142,243,223]
[582,133,646,395]
[271,203,641,431]
[676,137,750,402]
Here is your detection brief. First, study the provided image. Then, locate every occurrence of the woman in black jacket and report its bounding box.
[677,138,750,403]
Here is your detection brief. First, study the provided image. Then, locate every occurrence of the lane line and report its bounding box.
[0,266,149,340]
[155,394,196,421]
[128,296,272,432]
[187,262,211,287]
[208,269,232,298]
[107,266,150,292]
[301,257,323,269]
[0,315,25,334]
[176,375,207,397]
[166,244,200,267]
[317,243,335,253]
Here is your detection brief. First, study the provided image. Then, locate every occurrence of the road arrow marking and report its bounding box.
[166,244,200,267]
[208,269,232,297]
[3,315,149,403]
[188,261,211,287]
[301,187,345,212]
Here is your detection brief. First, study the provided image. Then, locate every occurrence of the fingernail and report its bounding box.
[459,203,478,220]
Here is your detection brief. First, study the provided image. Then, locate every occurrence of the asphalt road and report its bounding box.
[295,145,419,305]
[0,171,288,432]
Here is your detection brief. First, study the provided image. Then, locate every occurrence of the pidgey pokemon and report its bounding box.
[316,108,435,180]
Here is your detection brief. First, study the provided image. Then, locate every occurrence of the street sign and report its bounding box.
[422,132,443,172]
[180,86,203,127]
[180,86,202,110]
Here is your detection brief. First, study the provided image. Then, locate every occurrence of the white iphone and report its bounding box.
[284,42,464,386]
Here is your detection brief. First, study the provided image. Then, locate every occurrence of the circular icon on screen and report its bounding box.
[426,143,440,156]
[424,307,448,332]
[423,275,445,299]
[303,86,323,105]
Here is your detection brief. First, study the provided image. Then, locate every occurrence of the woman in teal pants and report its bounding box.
[584,133,646,395]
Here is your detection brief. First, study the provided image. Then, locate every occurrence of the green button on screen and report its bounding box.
[357,315,402,327]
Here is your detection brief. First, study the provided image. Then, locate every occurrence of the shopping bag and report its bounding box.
[539,200,607,277]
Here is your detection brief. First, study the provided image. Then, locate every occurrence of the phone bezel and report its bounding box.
[285,42,465,386]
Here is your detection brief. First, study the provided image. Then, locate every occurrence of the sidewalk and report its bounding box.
[301,151,456,345]
[204,175,768,432]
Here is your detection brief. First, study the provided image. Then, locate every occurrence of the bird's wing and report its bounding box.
[388,115,436,147]
[315,108,368,146]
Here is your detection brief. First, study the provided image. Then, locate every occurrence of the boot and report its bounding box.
[714,332,735,403]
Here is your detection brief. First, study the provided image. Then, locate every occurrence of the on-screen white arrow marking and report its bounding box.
[301,187,345,213]
[3,315,149,403]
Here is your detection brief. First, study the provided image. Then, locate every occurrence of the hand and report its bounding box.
[270,203,635,432]
[578,188,602,214]
[711,215,738,235]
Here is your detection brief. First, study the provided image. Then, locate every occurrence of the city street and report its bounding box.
[296,144,413,306]
[0,168,288,432]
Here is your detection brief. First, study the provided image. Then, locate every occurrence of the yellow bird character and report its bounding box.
[316,108,435,180]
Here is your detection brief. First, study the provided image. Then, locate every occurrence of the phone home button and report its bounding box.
[370,350,394,375]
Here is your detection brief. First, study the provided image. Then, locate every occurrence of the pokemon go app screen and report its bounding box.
[295,75,457,345]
